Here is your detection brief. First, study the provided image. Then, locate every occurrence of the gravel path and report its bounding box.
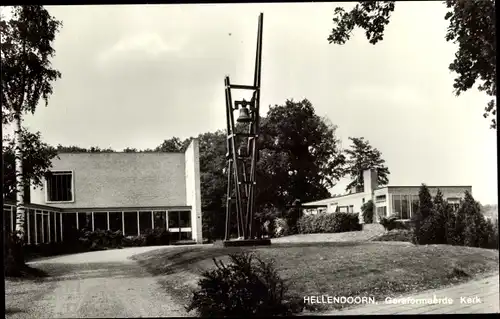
[6,246,196,318]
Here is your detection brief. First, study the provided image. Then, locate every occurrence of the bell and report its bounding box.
[237,106,251,123]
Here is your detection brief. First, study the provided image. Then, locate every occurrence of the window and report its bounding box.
[109,212,122,232]
[139,211,152,233]
[153,211,166,229]
[362,198,365,204]
[392,195,402,218]
[376,206,387,217]
[375,195,386,203]
[401,195,409,219]
[411,195,419,217]
[349,205,354,213]
[46,171,73,202]
[447,198,461,211]
[168,210,192,241]
[337,206,348,213]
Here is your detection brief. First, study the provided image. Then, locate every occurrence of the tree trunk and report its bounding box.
[14,113,25,241]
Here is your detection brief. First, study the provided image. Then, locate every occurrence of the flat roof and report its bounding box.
[303,185,472,206]
[379,185,472,189]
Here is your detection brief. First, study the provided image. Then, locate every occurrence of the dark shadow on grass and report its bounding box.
[5,307,26,315]
[136,247,244,276]
[6,264,49,280]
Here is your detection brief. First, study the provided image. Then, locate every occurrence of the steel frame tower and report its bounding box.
[224,13,263,241]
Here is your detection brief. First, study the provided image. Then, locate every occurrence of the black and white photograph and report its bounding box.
[2,1,498,317]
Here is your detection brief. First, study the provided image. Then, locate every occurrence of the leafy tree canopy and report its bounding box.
[1,5,62,123]
[328,0,496,129]
[343,137,389,192]
[3,129,57,200]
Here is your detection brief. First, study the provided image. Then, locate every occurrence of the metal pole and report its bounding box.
[41,211,45,243]
[48,211,51,243]
[137,211,140,236]
[34,210,38,245]
[60,212,63,241]
[122,211,125,235]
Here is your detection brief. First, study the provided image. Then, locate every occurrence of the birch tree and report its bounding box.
[1,6,62,240]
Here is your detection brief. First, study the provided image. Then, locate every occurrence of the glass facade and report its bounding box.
[153,211,166,229]
[94,212,107,231]
[376,206,387,217]
[393,195,402,218]
[392,194,419,219]
[139,211,152,233]
[401,195,409,219]
[109,212,122,231]
[411,195,419,217]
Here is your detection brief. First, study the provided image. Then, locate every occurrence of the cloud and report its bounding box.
[96,32,188,65]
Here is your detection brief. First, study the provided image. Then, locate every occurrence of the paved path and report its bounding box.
[314,274,499,315]
[6,246,204,318]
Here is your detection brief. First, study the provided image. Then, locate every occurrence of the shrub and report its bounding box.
[372,229,413,242]
[284,200,302,235]
[78,229,125,250]
[4,230,25,277]
[361,200,374,224]
[143,228,171,246]
[297,212,362,234]
[274,218,290,237]
[186,252,304,317]
[122,235,147,247]
[262,219,275,238]
[379,216,408,231]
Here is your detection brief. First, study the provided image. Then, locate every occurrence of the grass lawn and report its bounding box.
[131,241,499,313]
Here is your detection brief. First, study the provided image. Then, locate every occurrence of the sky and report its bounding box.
[1,2,497,205]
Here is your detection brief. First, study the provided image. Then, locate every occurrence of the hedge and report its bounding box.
[297,212,362,234]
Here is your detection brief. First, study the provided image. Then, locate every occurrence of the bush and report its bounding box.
[379,216,408,231]
[297,212,362,234]
[274,218,290,237]
[186,252,304,317]
[4,230,25,277]
[78,229,125,250]
[361,200,374,224]
[143,228,171,246]
[262,219,275,238]
[372,229,413,242]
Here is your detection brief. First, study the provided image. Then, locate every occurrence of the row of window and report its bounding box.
[62,210,192,239]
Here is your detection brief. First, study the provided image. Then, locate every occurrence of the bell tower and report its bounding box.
[223,13,268,244]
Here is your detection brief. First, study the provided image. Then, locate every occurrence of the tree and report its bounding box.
[154,137,190,152]
[257,99,345,209]
[56,145,88,153]
[411,184,433,244]
[123,147,138,153]
[461,191,486,247]
[1,6,62,240]
[422,189,449,244]
[55,145,115,152]
[343,137,390,192]
[196,131,227,240]
[361,199,375,224]
[3,129,57,201]
[327,1,496,129]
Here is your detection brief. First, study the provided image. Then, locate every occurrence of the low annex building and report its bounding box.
[302,169,471,223]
